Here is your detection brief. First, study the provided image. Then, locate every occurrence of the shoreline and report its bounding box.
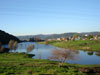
[0,53,100,74]
[38,40,100,52]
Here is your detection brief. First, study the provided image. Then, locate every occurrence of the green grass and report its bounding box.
[39,40,100,52]
[1,53,100,75]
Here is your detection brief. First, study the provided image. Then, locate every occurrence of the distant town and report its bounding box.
[21,33,100,42]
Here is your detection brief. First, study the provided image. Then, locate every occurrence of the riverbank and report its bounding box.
[39,40,100,52]
[0,53,100,75]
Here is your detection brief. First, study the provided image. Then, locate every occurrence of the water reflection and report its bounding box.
[38,52,42,59]
[87,51,94,56]
[96,52,100,57]
[6,42,100,65]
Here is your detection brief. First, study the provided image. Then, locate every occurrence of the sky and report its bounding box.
[0,0,100,36]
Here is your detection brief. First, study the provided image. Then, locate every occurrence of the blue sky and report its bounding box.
[0,0,100,36]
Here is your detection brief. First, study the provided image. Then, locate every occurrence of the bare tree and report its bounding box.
[0,43,4,53]
[73,34,79,38]
[49,49,77,67]
[8,40,15,50]
[26,44,34,53]
[13,41,18,52]
[36,37,39,49]
[36,37,39,42]
[44,41,49,45]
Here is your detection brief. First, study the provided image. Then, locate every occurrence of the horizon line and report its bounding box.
[16,31,100,36]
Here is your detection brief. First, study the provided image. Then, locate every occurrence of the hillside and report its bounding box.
[0,30,20,44]
[17,32,100,40]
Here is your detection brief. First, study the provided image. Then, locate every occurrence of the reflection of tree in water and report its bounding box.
[71,50,79,54]
[19,44,23,49]
[38,52,42,59]
[13,41,18,51]
[49,49,77,63]
[87,51,94,56]
[96,52,100,56]
[36,37,39,50]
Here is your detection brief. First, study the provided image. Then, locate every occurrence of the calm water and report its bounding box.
[5,42,100,65]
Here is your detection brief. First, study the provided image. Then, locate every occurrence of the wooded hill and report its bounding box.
[0,30,20,45]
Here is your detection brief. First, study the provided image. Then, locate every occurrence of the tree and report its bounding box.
[35,37,39,49]
[13,41,18,51]
[44,41,49,45]
[87,35,93,40]
[8,40,15,50]
[0,42,9,53]
[29,37,35,42]
[27,45,34,53]
[73,34,78,38]
[0,43,4,52]
[8,40,18,52]
[49,49,76,63]
[0,42,2,48]
[35,37,39,42]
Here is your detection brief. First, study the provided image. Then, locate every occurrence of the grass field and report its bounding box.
[39,40,100,52]
[1,53,100,75]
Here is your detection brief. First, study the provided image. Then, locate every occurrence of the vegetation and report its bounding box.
[0,42,9,53]
[0,30,20,45]
[0,53,100,75]
[0,43,4,52]
[87,35,94,40]
[26,44,34,53]
[8,40,18,51]
[49,49,76,63]
[8,40,15,50]
[18,32,100,40]
[39,40,100,52]
[73,33,79,38]
[44,40,49,45]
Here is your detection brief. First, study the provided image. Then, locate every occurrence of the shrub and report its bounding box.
[26,45,34,53]
[13,41,18,50]
[8,40,15,50]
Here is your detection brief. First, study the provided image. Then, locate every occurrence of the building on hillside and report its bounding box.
[57,38,62,41]
[61,37,66,41]
[75,37,81,40]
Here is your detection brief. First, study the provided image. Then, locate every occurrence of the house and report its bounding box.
[75,37,81,40]
[61,37,66,41]
[57,38,61,41]
[47,39,52,41]
[57,37,67,41]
